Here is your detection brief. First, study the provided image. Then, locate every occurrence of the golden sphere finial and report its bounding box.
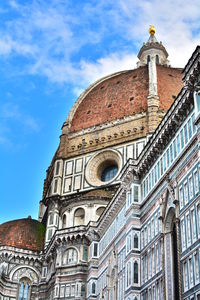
[149,24,156,35]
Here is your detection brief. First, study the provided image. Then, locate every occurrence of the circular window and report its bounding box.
[85,149,122,187]
[101,165,118,182]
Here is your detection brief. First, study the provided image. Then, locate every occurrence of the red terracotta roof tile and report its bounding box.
[0,218,45,252]
[69,66,182,132]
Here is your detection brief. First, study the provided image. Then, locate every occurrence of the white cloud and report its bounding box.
[0,0,199,92]
[0,101,40,148]
[23,116,40,132]
[0,34,38,56]
[2,103,21,119]
[1,102,40,133]
[8,0,19,9]
[0,135,13,147]
[116,0,200,66]
[79,52,138,84]
[73,87,84,97]
[69,52,138,94]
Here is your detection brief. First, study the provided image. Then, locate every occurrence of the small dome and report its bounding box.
[0,218,45,252]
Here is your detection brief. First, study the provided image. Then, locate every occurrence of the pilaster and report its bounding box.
[175,218,182,300]
[147,95,160,133]
[58,121,69,157]
[147,55,160,133]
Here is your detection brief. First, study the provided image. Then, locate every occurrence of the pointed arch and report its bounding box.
[134,261,139,284]
[17,277,31,300]
[92,282,96,294]
[134,233,139,248]
[164,207,175,233]
[164,205,180,299]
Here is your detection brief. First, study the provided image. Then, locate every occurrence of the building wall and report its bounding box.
[51,138,147,197]
[0,43,199,300]
[85,106,200,300]
[0,247,42,300]
[37,48,200,300]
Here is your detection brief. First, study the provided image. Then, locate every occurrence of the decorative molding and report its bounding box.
[68,112,147,139]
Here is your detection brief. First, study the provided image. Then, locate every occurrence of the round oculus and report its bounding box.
[85,149,122,187]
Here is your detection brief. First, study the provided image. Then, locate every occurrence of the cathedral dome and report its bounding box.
[68,65,183,133]
[0,218,45,252]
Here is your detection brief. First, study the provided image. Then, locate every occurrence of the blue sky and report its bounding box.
[0,0,200,223]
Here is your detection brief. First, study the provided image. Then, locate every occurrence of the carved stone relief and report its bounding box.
[12,267,38,283]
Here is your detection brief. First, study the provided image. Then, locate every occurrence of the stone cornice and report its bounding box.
[44,224,96,258]
[137,87,192,176]
[182,46,200,82]
[97,187,125,237]
[120,159,137,183]
[0,246,41,259]
[68,112,147,139]
[62,114,149,159]
[138,41,168,59]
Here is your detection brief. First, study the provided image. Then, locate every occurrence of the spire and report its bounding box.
[137,25,169,67]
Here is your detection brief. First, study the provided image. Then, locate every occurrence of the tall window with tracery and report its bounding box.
[92,282,96,294]
[134,233,139,249]
[18,278,30,300]
[63,248,78,265]
[134,261,139,284]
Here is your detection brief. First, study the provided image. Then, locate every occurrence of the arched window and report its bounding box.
[147,55,151,63]
[74,208,85,226]
[134,233,139,248]
[92,282,96,294]
[134,261,138,284]
[63,248,78,265]
[81,284,85,296]
[156,54,159,64]
[62,214,66,228]
[48,213,54,225]
[96,207,106,219]
[18,278,30,300]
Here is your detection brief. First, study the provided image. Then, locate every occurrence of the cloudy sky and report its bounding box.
[0,0,200,223]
